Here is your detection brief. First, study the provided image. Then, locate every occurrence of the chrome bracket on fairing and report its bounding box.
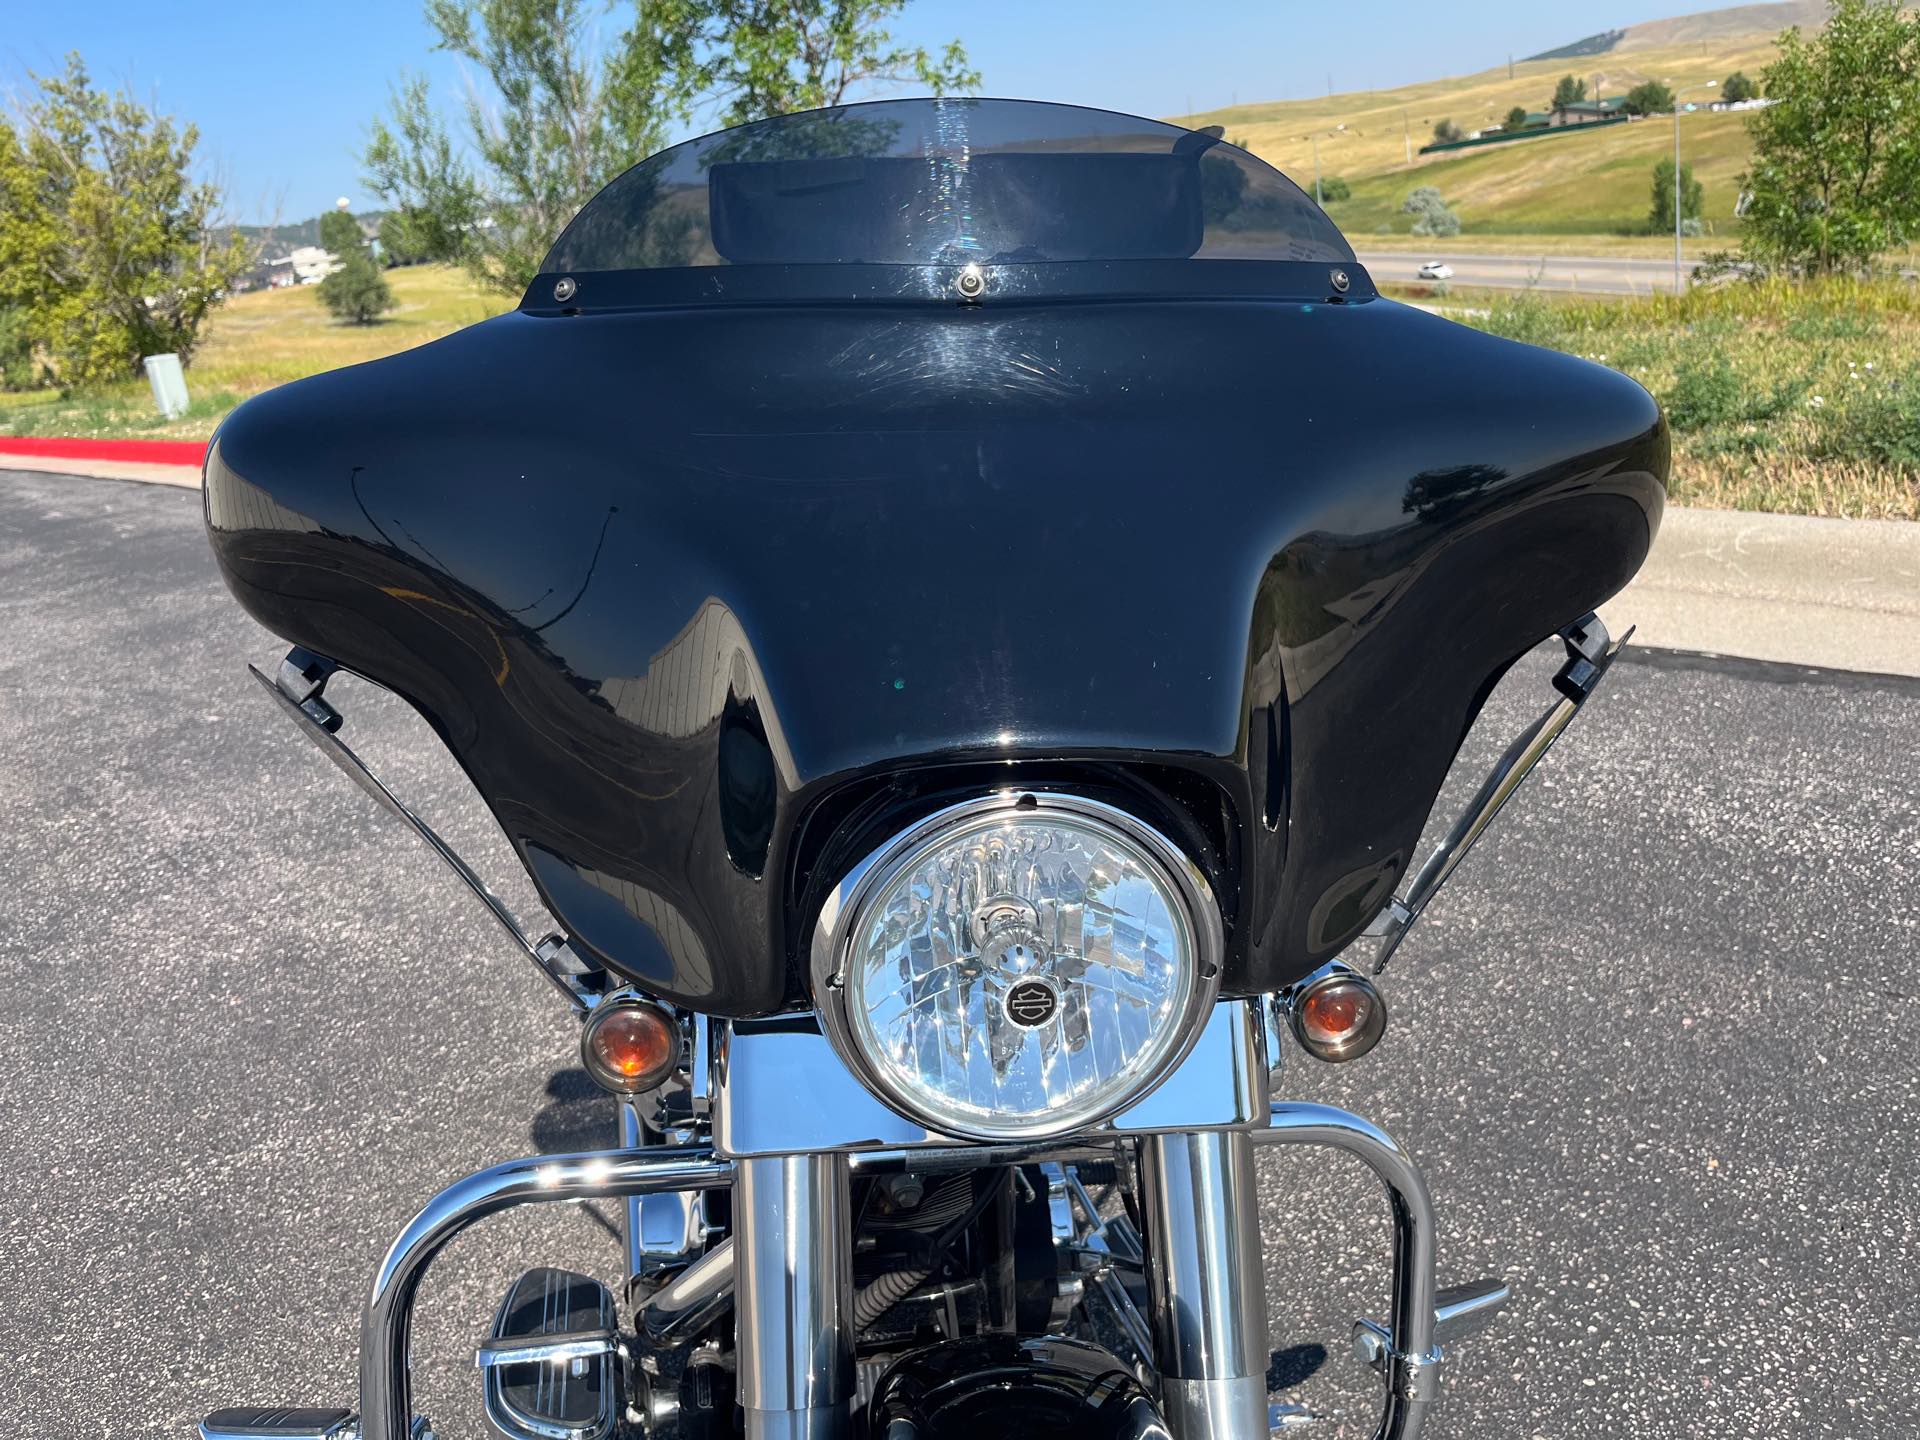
[250,647,610,1013]
[1365,612,1632,974]
[708,998,1270,1158]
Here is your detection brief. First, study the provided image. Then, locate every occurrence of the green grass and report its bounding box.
[1432,277,1920,520]
[0,264,511,443]
[1324,110,1753,239]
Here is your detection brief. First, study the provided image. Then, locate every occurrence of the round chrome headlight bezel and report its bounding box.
[810,791,1224,1142]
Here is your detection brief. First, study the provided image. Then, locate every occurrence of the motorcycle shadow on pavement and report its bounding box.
[528,1067,624,1246]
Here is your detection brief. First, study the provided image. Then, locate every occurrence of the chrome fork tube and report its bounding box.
[735,1153,853,1440]
[1139,1130,1271,1440]
[618,1099,648,1298]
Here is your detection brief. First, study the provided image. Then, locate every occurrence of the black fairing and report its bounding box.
[204,112,1665,1018]
[867,1335,1165,1439]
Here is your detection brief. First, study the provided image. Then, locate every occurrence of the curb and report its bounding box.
[1599,507,1920,680]
[0,452,203,489]
[0,436,208,466]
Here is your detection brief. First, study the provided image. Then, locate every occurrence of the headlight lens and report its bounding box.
[814,794,1221,1140]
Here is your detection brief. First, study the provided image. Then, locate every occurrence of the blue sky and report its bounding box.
[4,0,1771,223]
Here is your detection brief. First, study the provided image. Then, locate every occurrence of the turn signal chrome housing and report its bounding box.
[581,994,680,1094]
[1282,965,1387,1064]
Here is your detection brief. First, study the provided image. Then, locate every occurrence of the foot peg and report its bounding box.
[480,1267,623,1440]
[198,1413,432,1440]
[1352,1278,1509,1395]
[1268,1399,1329,1430]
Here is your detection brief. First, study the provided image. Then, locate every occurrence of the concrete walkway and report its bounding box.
[5,457,1915,677]
[1600,507,1920,678]
[0,452,201,488]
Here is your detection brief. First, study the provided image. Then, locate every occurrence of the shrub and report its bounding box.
[1432,118,1462,144]
[1663,353,1807,430]
[317,209,395,325]
[1623,80,1675,115]
[320,250,395,325]
[1651,158,1705,233]
[1403,185,1462,237]
[1815,366,1920,466]
[1478,294,1565,348]
[1317,174,1351,203]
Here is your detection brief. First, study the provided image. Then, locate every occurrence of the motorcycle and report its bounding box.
[195,97,1666,1440]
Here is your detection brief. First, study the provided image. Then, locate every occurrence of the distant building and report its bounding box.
[1550,98,1628,127]
[1489,112,1552,138]
[233,256,297,293]
[287,245,341,285]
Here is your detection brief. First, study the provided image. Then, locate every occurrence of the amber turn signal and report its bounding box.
[1285,967,1388,1064]
[581,998,680,1094]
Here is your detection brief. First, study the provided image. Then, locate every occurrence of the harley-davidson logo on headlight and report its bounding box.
[1004,979,1060,1028]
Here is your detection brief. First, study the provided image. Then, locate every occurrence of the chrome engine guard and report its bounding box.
[354,1104,1457,1440]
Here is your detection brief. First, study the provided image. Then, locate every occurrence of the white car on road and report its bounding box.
[1417,260,1454,280]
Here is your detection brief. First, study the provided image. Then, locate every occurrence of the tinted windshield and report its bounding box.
[542,98,1352,275]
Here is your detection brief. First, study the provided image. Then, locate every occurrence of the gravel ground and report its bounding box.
[1,469,1914,1439]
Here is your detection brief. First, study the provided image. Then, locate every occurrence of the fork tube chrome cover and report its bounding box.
[1139,1130,1270,1440]
[735,1153,853,1440]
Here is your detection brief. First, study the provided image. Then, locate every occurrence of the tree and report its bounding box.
[1552,74,1588,110]
[1318,174,1351,203]
[378,209,435,267]
[365,1,660,293]
[318,208,363,256]
[365,0,976,294]
[0,305,38,390]
[1722,70,1759,103]
[1740,0,1920,273]
[318,209,395,324]
[363,76,485,270]
[1432,117,1462,144]
[1651,157,1705,232]
[1623,80,1676,116]
[640,0,979,128]
[0,54,252,385]
[1505,105,1531,132]
[1403,185,1462,237]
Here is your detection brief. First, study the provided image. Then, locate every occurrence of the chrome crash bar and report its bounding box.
[354,1105,1487,1440]
[1366,612,1631,973]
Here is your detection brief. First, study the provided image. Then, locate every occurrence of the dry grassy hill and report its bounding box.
[1177,3,1823,242]
[1530,0,1829,59]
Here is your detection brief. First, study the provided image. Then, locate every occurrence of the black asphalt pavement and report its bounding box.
[2,468,1915,1438]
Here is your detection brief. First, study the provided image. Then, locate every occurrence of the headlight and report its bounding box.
[812,793,1222,1141]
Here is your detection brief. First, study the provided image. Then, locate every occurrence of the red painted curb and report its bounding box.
[0,436,207,466]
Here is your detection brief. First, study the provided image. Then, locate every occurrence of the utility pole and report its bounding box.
[1403,109,1412,165]
[1673,100,1683,293]
[1313,133,1322,205]
[1672,80,1717,293]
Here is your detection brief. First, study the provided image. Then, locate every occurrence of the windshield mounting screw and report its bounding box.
[1330,267,1351,294]
[955,263,986,301]
[553,275,578,303]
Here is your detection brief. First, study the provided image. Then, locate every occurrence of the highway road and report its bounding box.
[1356,250,1697,296]
[4,469,1916,1438]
